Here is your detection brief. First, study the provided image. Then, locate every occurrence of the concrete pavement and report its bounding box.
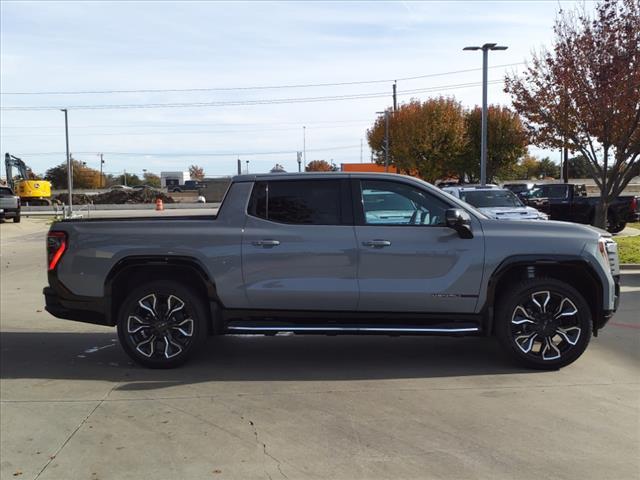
[1,218,638,480]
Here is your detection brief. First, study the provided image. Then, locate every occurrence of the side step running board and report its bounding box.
[226,324,480,335]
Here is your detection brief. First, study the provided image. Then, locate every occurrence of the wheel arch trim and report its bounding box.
[481,254,605,335]
[104,255,222,326]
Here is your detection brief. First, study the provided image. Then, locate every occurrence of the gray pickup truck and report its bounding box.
[0,186,21,222]
[44,173,620,369]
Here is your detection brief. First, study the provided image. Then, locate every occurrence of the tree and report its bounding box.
[367,97,466,182]
[189,165,205,180]
[44,157,103,189]
[455,105,528,182]
[122,173,142,186]
[520,154,542,179]
[536,157,560,179]
[505,0,640,227]
[143,172,161,187]
[305,160,334,172]
[567,155,592,178]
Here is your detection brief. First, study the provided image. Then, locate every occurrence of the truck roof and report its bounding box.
[232,172,410,182]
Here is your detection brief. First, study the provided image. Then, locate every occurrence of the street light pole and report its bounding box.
[463,43,507,186]
[61,109,72,216]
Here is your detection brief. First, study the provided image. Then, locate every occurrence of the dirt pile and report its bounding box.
[53,188,175,205]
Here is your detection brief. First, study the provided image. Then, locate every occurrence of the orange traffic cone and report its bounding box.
[155,198,164,211]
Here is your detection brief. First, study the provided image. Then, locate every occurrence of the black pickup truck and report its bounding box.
[523,183,639,233]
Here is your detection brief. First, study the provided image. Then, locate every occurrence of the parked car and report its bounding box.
[0,186,21,223]
[523,183,639,233]
[443,186,548,221]
[110,185,133,191]
[44,173,620,370]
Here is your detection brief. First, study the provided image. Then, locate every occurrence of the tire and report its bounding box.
[116,280,208,368]
[495,278,592,370]
[13,213,21,223]
[608,221,626,234]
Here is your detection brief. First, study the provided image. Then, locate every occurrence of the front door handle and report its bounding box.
[362,240,392,248]
[252,239,281,247]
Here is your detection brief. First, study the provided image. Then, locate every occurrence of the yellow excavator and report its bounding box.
[5,153,52,206]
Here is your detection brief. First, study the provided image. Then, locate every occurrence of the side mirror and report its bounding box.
[445,208,473,239]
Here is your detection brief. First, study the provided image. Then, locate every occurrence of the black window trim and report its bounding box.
[351,178,455,227]
[246,178,353,226]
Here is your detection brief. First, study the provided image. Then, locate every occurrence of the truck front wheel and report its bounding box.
[116,280,208,368]
[495,278,592,370]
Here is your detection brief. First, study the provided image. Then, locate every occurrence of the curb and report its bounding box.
[620,264,640,270]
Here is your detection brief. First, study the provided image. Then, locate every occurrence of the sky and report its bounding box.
[0,1,595,178]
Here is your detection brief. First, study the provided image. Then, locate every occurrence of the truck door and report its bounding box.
[546,184,573,221]
[353,178,485,314]
[242,178,359,310]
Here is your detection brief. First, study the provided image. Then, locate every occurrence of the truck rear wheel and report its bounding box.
[495,278,592,370]
[12,212,21,223]
[116,280,208,368]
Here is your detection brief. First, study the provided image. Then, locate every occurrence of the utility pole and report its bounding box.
[246,160,249,174]
[123,169,127,186]
[61,109,72,217]
[392,81,397,112]
[237,157,241,175]
[463,43,508,186]
[99,153,104,188]
[297,151,302,172]
[302,126,306,167]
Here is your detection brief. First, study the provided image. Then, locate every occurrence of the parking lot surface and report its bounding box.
[1,218,639,480]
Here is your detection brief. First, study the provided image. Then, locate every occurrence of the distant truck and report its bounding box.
[169,180,206,193]
[0,186,21,222]
[522,183,639,233]
[160,171,190,189]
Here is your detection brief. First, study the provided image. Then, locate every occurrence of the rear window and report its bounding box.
[248,180,342,225]
[0,187,14,196]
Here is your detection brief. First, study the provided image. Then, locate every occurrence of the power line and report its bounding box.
[14,144,362,157]
[0,119,372,130]
[0,124,373,138]
[0,79,504,111]
[0,63,522,96]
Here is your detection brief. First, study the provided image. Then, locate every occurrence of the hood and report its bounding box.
[477,206,546,220]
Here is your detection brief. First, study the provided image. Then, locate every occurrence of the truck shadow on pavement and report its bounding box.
[0,332,532,390]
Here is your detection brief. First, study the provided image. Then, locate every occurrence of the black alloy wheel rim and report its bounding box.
[126,293,195,360]
[510,290,582,362]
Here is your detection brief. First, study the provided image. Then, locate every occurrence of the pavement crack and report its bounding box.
[248,419,288,479]
[33,382,119,480]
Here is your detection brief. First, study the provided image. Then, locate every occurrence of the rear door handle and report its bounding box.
[252,239,281,247]
[362,240,392,248]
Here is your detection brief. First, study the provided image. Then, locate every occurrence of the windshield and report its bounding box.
[459,190,524,208]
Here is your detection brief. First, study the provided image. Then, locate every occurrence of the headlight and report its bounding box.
[598,238,619,274]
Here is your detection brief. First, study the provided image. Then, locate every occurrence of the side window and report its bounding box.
[544,185,568,199]
[248,180,342,225]
[360,180,450,226]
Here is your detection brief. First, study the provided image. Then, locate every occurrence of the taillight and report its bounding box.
[631,197,637,212]
[47,231,67,271]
